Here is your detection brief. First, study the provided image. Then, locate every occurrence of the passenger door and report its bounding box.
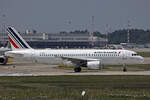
[31,50,37,63]
[122,51,127,60]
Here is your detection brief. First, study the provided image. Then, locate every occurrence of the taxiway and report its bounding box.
[0,60,150,76]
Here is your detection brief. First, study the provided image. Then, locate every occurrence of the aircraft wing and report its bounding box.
[56,56,99,65]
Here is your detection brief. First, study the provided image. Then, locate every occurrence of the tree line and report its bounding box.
[108,29,150,44]
[64,29,150,44]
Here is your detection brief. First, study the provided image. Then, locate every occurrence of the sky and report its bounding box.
[0,0,150,33]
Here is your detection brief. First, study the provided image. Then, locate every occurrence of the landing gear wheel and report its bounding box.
[123,64,127,72]
[74,67,81,72]
[123,68,127,72]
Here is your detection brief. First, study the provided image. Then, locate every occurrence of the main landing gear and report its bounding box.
[123,64,127,72]
[74,67,81,72]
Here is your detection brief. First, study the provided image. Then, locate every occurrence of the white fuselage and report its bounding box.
[6,49,144,65]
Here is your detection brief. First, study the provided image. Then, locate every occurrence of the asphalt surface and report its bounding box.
[0,60,150,76]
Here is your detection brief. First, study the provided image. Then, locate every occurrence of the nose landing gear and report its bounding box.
[123,64,127,72]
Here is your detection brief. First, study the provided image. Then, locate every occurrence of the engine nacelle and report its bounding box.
[87,61,100,69]
[0,56,8,65]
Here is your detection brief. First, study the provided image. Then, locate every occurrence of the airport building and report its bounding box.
[0,32,107,48]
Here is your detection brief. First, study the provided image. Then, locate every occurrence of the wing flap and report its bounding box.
[56,56,99,65]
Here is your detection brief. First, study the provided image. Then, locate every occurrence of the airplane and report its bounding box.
[5,27,144,72]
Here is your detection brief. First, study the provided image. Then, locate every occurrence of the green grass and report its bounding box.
[137,52,150,57]
[0,76,150,100]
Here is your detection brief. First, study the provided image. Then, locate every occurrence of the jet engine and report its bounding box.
[0,56,8,65]
[87,61,101,69]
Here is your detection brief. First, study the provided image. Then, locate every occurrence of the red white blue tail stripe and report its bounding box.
[7,27,31,50]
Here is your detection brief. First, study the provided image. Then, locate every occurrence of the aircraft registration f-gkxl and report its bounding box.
[5,27,144,72]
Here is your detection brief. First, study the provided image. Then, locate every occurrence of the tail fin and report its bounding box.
[7,27,32,50]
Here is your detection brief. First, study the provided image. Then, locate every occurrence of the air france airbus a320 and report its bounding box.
[5,27,144,72]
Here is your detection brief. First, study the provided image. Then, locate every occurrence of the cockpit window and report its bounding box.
[132,53,139,56]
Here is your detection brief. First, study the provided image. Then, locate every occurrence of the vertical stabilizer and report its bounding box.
[7,27,32,50]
